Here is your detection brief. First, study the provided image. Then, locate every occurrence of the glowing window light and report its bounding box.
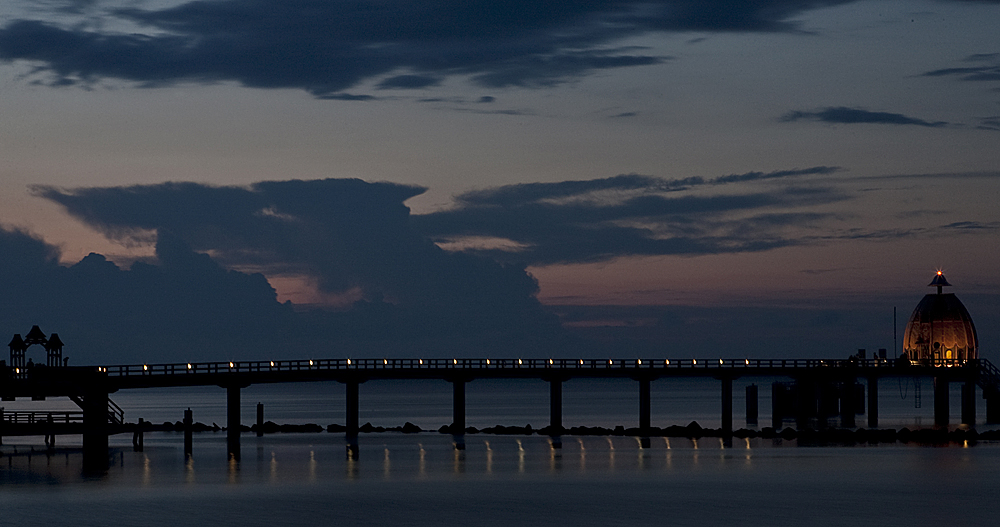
[16,368,21,374]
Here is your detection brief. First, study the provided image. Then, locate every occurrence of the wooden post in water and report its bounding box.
[934,377,949,427]
[227,385,241,460]
[638,378,651,430]
[721,377,733,435]
[133,418,144,452]
[183,408,193,456]
[256,402,264,437]
[867,376,879,429]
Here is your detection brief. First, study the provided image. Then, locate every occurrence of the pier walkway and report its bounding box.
[2,357,999,466]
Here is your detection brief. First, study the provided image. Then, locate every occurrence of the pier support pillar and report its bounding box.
[345,381,360,438]
[934,377,949,427]
[452,379,466,433]
[987,393,1000,424]
[183,408,193,456]
[746,384,758,426]
[867,377,879,429]
[840,380,856,428]
[549,379,563,431]
[638,378,651,430]
[962,380,976,426]
[227,385,241,460]
[721,377,732,435]
[82,382,109,472]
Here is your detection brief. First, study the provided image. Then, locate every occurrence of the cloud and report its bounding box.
[923,53,1000,82]
[32,179,566,358]
[414,168,850,265]
[781,107,948,127]
[0,0,857,97]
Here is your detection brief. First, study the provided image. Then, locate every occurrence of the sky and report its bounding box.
[0,0,998,364]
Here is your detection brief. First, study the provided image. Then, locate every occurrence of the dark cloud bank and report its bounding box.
[0,0,862,96]
[17,174,997,365]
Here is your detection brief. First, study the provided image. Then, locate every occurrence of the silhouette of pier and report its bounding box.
[3,355,1000,469]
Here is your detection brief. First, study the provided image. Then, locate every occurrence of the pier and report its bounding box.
[2,356,1000,468]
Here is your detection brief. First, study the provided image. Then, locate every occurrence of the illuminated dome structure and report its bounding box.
[902,272,978,365]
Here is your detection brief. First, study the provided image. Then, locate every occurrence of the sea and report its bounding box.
[1,377,998,526]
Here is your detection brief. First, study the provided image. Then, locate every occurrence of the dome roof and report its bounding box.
[902,272,978,364]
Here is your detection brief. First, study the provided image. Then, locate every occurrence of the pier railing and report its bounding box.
[89,357,966,377]
[0,410,84,424]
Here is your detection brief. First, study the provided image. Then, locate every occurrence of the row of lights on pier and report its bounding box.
[94,356,754,375]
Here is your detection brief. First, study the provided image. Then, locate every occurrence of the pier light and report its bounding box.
[309,360,314,366]
[719,359,724,365]
[383,359,388,365]
[608,359,613,365]
[518,358,523,365]
[549,358,554,365]
[665,359,670,365]
[419,359,424,365]
[187,363,192,370]
[454,359,458,365]
[347,358,352,365]
[745,359,750,365]
[637,359,642,365]
[270,361,275,368]
[143,364,149,371]
[229,361,234,369]
[692,359,697,365]
[486,359,491,365]
[16,368,20,374]
[579,359,584,365]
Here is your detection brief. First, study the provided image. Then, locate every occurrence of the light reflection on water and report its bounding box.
[0,434,999,525]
